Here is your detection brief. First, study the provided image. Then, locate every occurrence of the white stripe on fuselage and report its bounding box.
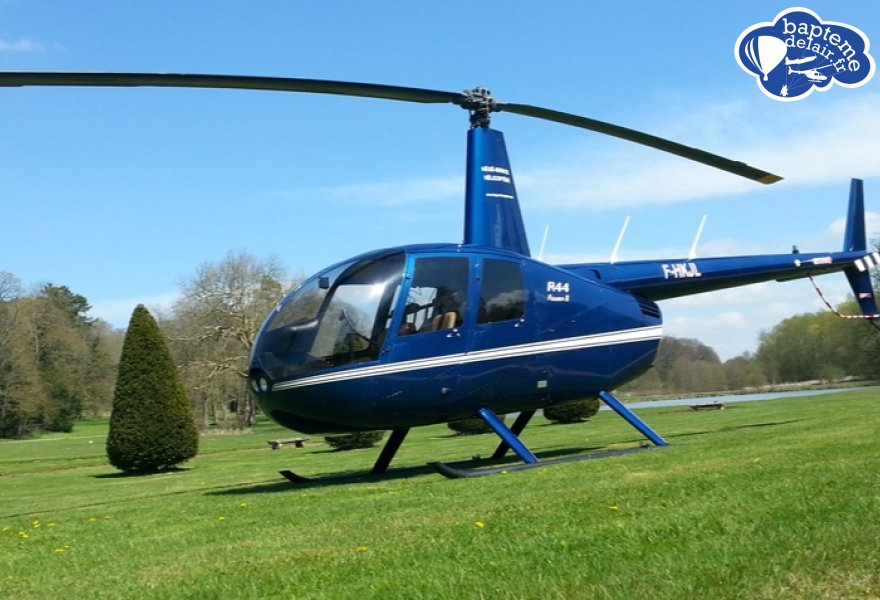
[271,325,663,392]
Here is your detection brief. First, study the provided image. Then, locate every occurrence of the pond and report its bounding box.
[609,387,868,411]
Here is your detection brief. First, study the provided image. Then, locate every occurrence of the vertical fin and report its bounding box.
[843,179,866,252]
[841,179,879,317]
[463,127,530,256]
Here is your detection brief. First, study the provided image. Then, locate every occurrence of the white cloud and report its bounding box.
[516,91,880,212]
[0,37,44,54]
[821,211,880,247]
[269,91,880,215]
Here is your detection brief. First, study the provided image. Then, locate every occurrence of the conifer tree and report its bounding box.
[107,305,198,472]
[543,397,601,424]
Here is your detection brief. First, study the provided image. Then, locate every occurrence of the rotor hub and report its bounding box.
[457,87,498,128]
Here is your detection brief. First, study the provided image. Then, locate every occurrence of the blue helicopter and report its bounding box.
[3,73,877,480]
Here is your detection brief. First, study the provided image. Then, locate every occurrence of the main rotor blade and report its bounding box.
[0,71,782,184]
[0,71,462,105]
[498,102,782,184]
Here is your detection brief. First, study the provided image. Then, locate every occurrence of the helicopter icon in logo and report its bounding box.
[785,55,834,83]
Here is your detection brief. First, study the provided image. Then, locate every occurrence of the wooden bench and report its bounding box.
[690,402,725,411]
[268,437,309,450]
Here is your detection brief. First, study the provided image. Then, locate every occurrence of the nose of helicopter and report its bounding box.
[249,371,271,395]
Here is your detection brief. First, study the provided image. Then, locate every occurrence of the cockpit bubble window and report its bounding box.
[398,257,469,335]
[252,252,404,379]
[478,259,525,324]
[311,254,403,365]
[266,270,335,333]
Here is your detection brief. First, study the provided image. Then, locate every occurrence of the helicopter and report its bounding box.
[2,72,877,480]
[787,63,834,82]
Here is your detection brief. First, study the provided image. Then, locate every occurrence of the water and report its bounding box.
[606,387,864,411]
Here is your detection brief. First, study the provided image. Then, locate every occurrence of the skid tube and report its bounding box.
[429,390,667,479]
[279,428,410,484]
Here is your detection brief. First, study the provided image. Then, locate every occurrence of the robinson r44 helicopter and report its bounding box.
[3,72,877,480]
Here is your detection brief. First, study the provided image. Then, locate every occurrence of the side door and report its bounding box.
[465,257,545,412]
[381,255,473,420]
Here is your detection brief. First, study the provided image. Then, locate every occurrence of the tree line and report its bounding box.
[0,274,121,438]
[623,299,880,395]
[1,252,878,438]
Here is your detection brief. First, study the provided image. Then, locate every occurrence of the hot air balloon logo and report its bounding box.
[743,35,787,81]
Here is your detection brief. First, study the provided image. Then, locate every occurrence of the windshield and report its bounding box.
[252,251,404,381]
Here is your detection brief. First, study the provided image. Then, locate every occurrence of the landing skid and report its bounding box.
[278,467,408,485]
[430,445,656,479]
[276,390,667,483]
[280,469,326,484]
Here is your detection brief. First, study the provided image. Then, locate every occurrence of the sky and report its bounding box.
[1,1,878,360]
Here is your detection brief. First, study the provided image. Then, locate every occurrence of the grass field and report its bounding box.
[2,390,879,599]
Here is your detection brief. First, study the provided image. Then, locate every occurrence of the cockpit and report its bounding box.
[251,250,406,383]
[250,247,524,390]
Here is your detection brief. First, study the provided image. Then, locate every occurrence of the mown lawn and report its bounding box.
[1,390,879,599]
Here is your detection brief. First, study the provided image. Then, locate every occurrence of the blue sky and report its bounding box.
[1,1,878,360]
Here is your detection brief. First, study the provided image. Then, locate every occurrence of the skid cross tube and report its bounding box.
[598,390,667,446]
[371,428,410,474]
[479,407,539,464]
[490,409,536,459]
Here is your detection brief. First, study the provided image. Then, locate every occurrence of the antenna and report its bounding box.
[688,215,707,260]
[537,225,550,261]
[609,216,631,264]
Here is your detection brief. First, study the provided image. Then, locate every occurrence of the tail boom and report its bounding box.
[563,179,877,316]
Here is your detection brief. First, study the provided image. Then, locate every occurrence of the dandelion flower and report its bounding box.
[239,502,248,509]
[608,504,620,511]
[47,522,56,528]
[218,516,226,521]
[475,521,485,529]
[19,532,28,539]
[54,547,65,553]
[356,546,368,553]
[87,517,97,523]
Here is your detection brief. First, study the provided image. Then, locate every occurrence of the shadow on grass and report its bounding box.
[205,444,640,494]
[672,419,803,440]
[245,419,802,492]
[93,466,191,479]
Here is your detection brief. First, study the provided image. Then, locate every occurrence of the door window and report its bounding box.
[398,257,469,335]
[478,259,525,324]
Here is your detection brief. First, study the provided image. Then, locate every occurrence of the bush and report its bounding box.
[324,431,384,450]
[543,397,600,424]
[106,305,199,472]
[447,414,506,435]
